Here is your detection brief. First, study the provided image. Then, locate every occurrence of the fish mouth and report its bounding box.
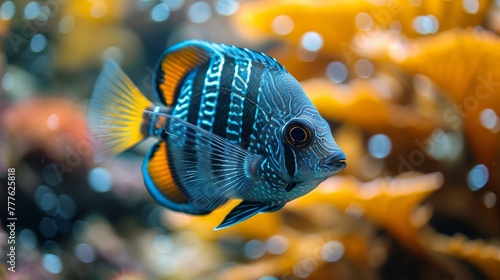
[322,151,347,171]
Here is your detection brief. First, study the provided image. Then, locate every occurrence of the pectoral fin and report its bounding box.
[215,201,284,230]
[145,109,262,211]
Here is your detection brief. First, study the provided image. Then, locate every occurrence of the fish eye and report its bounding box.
[283,120,313,149]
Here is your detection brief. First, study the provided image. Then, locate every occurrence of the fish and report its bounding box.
[87,40,346,229]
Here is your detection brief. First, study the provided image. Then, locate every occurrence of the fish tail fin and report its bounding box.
[87,59,153,163]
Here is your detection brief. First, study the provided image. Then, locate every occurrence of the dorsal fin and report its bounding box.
[153,43,210,106]
[153,40,287,106]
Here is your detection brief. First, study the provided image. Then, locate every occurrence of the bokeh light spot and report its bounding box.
[355,12,374,31]
[467,164,489,191]
[39,217,58,238]
[480,108,498,130]
[321,241,345,262]
[215,0,239,16]
[19,229,38,250]
[75,243,95,263]
[43,254,63,274]
[47,114,60,130]
[368,134,392,159]
[87,167,113,192]
[24,1,40,20]
[463,0,479,14]
[413,15,439,35]
[0,1,15,20]
[355,58,374,78]
[58,195,76,219]
[271,15,294,35]
[164,0,185,11]
[326,61,348,84]
[187,1,212,24]
[244,239,266,259]
[39,192,58,212]
[300,31,323,52]
[293,258,315,278]
[59,15,75,33]
[2,72,14,91]
[151,3,170,22]
[36,6,50,21]
[30,34,47,53]
[266,235,289,255]
[154,234,173,254]
[483,191,497,208]
[90,0,108,18]
[35,185,55,206]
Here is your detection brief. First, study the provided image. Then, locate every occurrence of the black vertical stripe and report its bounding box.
[241,63,265,148]
[210,57,235,181]
[154,68,167,105]
[180,63,209,195]
[212,57,236,138]
[283,144,296,177]
[187,63,209,125]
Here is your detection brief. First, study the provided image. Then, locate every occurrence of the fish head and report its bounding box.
[277,107,346,184]
[256,71,345,195]
[259,99,345,189]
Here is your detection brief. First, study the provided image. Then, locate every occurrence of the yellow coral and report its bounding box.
[397,29,500,185]
[290,173,443,253]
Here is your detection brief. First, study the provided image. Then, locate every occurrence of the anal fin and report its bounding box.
[215,201,284,230]
[142,141,208,215]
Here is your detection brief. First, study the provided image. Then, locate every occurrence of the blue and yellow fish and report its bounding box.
[87,40,346,229]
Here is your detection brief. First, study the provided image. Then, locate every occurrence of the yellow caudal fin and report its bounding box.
[87,60,153,162]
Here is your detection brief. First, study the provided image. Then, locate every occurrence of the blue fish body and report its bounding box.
[87,40,346,229]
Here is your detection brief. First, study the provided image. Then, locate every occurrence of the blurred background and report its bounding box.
[1,0,500,279]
